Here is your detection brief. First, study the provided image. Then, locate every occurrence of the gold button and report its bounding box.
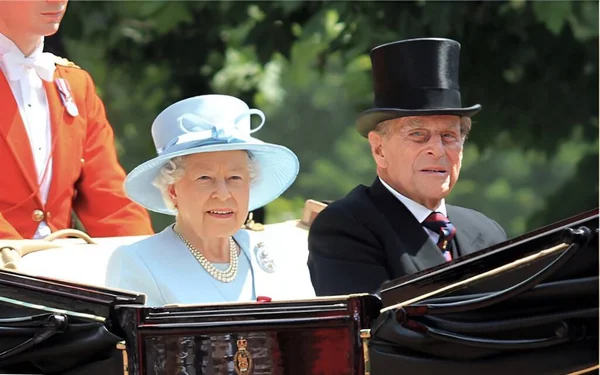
[32,209,45,222]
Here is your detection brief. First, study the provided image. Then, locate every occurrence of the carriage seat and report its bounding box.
[0,200,329,288]
[1,233,149,287]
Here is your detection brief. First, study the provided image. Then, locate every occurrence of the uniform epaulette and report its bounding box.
[243,221,265,231]
[242,212,265,231]
[52,54,81,69]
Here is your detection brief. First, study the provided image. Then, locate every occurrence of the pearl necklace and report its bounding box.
[173,226,239,283]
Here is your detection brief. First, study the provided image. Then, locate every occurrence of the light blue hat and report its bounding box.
[124,94,299,215]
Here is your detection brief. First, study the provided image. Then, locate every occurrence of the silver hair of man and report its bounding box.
[153,152,258,211]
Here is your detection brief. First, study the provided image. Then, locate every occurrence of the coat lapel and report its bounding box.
[0,71,39,194]
[368,178,447,273]
[447,205,485,256]
[235,229,278,300]
[43,67,69,204]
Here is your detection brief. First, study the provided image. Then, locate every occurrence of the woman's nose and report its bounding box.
[213,179,231,200]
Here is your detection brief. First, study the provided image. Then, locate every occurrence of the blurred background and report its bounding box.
[46,0,598,239]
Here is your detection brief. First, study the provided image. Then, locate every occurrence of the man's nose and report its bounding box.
[426,134,445,157]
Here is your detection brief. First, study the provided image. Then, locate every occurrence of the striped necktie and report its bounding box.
[422,212,456,261]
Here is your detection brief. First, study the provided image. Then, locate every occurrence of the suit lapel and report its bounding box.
[0,71,39,194]
[43,67,68,204]
[368,178,447,273]
[447,205,485,256]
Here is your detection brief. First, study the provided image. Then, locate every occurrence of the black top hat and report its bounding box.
[356,38,481,137]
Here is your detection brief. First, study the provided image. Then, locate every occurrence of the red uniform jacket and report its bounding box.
[0,57,154,239]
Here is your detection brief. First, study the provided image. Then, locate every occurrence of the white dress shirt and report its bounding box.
[379,176,447,245]
[0,33,55,239]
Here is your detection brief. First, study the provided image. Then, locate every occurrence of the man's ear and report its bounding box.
[368,131,387,168]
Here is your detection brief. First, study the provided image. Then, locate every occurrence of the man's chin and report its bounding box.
[418,190,451,208]
[419,183,451,195]
[39,24,61,37]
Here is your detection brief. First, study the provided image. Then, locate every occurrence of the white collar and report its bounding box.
[0,32,44,58]
[378,176,447,223]
[0,33,55,82]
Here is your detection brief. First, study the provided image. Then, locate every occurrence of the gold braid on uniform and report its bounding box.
[52,54,81,69]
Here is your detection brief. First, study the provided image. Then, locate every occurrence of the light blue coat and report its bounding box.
[104,226,316,306]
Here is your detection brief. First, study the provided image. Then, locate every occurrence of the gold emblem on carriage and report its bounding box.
[233,337,253,375]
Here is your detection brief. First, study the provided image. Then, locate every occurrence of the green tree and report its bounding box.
[51,1,597,237]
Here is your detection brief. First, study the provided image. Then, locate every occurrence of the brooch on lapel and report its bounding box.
[254,242,275,273]
[54,78,79,117]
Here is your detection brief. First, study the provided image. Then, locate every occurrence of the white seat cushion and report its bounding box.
[17,235,149,287]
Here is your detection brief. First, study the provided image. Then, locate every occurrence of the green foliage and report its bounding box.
[264,196,306,224]
[54,1,598,237]
[450,127,598,236]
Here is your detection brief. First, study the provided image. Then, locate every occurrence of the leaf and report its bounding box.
[346,54,371,73]
[277,0,306,16]
[137,2,167,18]
[568,1,599,41]
[154,3,194,34]
[532,1,572,35]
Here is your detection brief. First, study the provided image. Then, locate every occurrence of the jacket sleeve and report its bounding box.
[0,213,23,239]
[72,71,154,237]
[307,204,392,296]
[105,244,165,306]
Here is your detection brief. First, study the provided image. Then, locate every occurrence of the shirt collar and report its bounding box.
[378,176,447,223]
[0,32,44,58]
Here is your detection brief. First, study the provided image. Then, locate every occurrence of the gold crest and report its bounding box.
[53,55,81,69]
[233,337,253,375]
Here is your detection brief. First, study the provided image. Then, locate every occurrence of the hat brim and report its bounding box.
[356,105,481,138]
[124,139,299,215]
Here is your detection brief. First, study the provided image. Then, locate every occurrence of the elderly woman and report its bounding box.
[104,95,315,306]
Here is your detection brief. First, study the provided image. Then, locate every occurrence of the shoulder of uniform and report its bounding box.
[242,221,265,232]
[51,54,81,69]
[241,212,265,232]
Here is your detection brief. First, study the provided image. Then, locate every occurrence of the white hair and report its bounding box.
[152,152,258,211]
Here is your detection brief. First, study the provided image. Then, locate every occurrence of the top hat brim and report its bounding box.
[356,105,482,138]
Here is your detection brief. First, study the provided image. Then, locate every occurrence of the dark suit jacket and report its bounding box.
[307,178,507,296]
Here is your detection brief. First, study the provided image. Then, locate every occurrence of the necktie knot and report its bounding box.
[1,51,56,82]
[423,211,457,257]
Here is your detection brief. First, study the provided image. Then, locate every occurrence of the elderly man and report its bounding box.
[307,38,507,296]
[0,0,154,238]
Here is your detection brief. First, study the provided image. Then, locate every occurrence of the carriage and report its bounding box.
[0,201,598,375]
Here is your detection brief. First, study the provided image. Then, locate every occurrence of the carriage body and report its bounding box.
[0,203,598,374]
[115,294,380,375]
